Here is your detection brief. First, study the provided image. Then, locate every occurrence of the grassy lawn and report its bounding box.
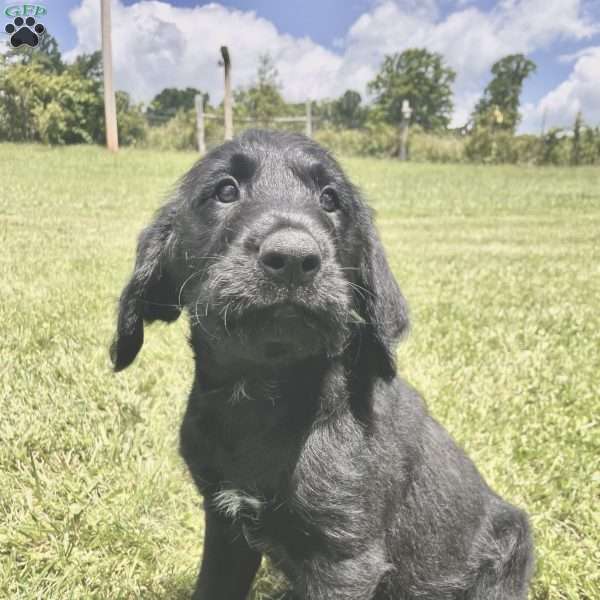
[1,143,598,599]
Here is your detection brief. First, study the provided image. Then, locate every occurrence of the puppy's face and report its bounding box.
[111,131,408,378]
[176,137,362,365]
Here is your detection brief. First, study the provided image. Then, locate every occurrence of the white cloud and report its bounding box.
[522,46,600,131]
[65,0,599,127]
[65,0,342,104]
[340,0,598,126]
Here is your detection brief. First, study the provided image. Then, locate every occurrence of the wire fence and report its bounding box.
[193,98,315,152]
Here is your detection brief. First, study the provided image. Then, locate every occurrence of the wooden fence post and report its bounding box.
[100,0,118,152]
[195,94,206,154]
[220,46,233,141]
[399,99,412,161]
[305,100,312,138]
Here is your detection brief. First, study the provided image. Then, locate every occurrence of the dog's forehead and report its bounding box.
[232,132,342,184]
[248,149,328,182]
[183,131,352,204]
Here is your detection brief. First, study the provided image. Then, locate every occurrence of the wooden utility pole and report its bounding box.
[195,94,206,154]
[305,100,312,138]
[399,99,412,161]
[101,0,118,152]
[220,46,233,141]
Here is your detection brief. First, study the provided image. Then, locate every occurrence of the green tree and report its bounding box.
[65,51,104,143]
[541,128,570,165]
[581,126,600,164]
[116,91,146,145]
[0,61,44,140]
[0,48,147,146]
[330,90,367,129]
[472,54,536,132]
[146,87,206,125]
[68,51,103,81]
[0,61,104,144]
[368,49,456,130]
[234,54,286,124]
[5,32,64,73]
[256,53,279,88]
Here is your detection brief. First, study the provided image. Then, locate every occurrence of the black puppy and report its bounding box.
[111,130,533,599]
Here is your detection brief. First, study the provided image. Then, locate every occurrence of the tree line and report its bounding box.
[146,51,534,133]
[1,39,599,165]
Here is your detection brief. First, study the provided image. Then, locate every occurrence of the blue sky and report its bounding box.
[5,0,600,131]
[16,0,380,54]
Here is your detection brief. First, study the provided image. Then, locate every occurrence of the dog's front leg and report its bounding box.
[192,509,262,600]
[294,544,391,600]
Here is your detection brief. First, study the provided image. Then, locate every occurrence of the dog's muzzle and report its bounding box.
[258,228,322,287]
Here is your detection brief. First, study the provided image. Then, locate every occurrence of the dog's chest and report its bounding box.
[212,475,365,569]
[183,373,373,561]
[212,486,317,561]
[210,429,372,565]
[182,379,319,489]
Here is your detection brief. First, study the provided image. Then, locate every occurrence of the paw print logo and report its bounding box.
[5,16,45,48]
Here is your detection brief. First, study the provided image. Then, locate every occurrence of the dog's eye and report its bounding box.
[215,178,239,204]
[319,187,339,212]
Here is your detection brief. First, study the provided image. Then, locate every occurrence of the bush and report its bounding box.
[315,124,467,162]
[510,135,542,165]
[315,124,397,157]
[315,127,380,157]
[116,91,147,146]
[463,126,600,166]
[580,127,600,164]
[142,109,196,151]
[465,128,520,163]
[32,101,71,144]
[408,128,467,163]
[539,129,571,165]
[0,58,147,146]
[0,63,105,144]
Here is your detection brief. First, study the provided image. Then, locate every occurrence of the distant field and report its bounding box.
[1,143,598,599]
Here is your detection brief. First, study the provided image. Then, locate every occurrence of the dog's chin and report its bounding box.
[206,303,347,367]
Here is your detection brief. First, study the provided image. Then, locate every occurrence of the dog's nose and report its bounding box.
[259,229,322,286]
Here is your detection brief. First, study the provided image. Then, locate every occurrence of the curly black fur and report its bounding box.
[111,130,533,599]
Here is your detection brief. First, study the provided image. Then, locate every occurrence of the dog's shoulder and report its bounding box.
[370,376,428,439]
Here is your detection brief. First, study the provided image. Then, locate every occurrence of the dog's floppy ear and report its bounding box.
[110,203,182,371]
[355,211,409,380]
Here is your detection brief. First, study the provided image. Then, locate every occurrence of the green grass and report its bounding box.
[1,143,598,599]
